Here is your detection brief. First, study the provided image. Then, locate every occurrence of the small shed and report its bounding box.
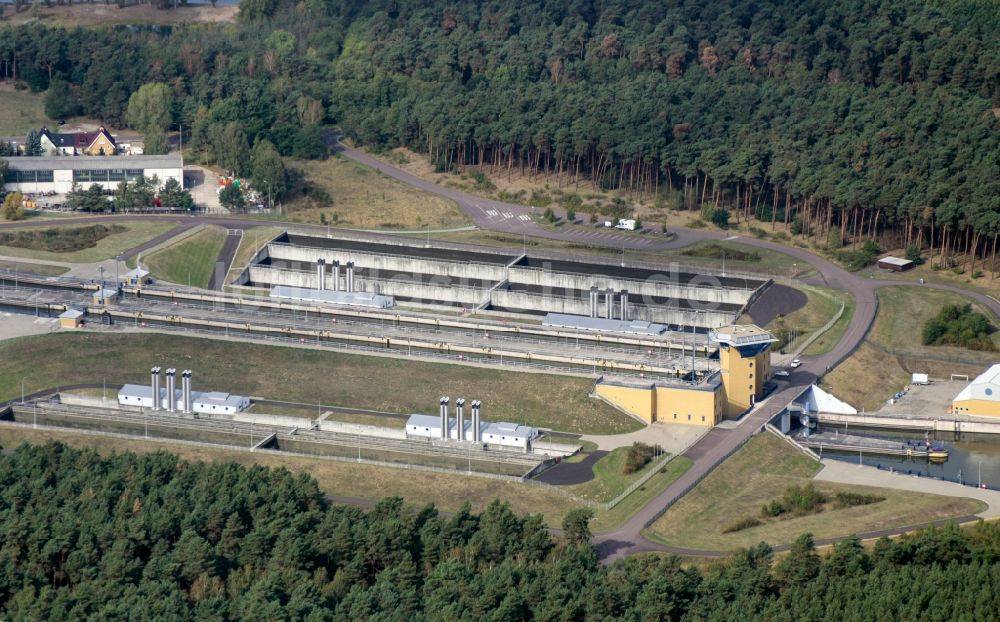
[58,308,84,328]
[92,288,118,305]
[124,268,151,286]
[877,256,914,272]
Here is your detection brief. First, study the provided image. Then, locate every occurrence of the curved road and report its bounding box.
[6,141,1000,559]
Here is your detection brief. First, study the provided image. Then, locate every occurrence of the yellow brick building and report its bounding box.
[594,324,776,426]
[952,364,1000,418]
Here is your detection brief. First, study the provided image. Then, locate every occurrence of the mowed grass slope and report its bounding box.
[646,433,982,551]
[0,332,640,435]
[825,286,999,410]
[0,86,51,136]
[143,226,227,288]
[286,157,467,229]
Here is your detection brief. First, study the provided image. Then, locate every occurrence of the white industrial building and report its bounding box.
[3,155,183,194]
[269,285,395,309]
[405,411,539,452]
[118,368,248,415]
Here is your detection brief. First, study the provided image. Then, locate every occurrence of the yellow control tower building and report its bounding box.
[711,324,777,417]
[594,323,776,426]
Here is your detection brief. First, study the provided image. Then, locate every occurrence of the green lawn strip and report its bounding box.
[0,260,69,277]
[143,226,227,288]
[0,332,639,435]
[589,457,693,532]
[568,446,671,503]
[802,288,855,356]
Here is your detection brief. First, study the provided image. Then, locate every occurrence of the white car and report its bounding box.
[774,370,790,377]
[789,359,802,368]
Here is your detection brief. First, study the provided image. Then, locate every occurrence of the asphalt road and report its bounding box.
[6,140,1000,560]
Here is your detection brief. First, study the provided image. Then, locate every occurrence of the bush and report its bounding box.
[566,209,576,223]
[468,169,495,192]
[973,270,984,279]
[922,303,994,350]
[530,190,552,208]
[790,217,806,236]
[622,442,657,474]
[543,207,556,223]
[590,212,598,224]
[951,266,965,275]
[826,230,843,249]
[905,244,924,265]
[562,193,583,210]
[709,208,730,229]
[833,491,885,509]
[749,226,768,238]
[762,484,827,518]
[722,516,762,533]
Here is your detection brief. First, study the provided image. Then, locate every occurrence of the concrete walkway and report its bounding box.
[582,422,706,454]
[815,458,1000,519]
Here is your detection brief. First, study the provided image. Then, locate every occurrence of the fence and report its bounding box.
[602,452,678,511]
[763,423,821,461]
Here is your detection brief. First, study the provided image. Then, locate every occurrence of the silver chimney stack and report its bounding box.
[440,396,449,439]
[605,288,613,319]
[165,368,176,412]
[620,290,629,321]
[590,286,598,318]
[181,370,192,414]
[332,260,341,292]
[472,400,481,442]
[316,258,326,291]
[346,261,355,293]
[456,398,465,441]
[150,367,161,411]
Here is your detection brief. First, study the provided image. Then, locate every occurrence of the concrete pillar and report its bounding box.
[456,398,465,441]
[150,367,160,411]
[316,259,326,291]
[332,260,340,292]
[605,288,613,319]
[620,290,629,321]
[590,286,598,318]
[165,369,176,412]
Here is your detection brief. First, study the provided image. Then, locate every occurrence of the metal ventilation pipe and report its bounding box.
[316,259,326,291]
[605,288,613,319]
[165,369,176,412]
[346,262,355,293]
[620,290,629,321]
[332,260,341,292]
[181,370,192,414]
[150,367,161,411]
[456,398,465,441]
[590,286,598,318]
[440,396,449,440]
[472,400,481,442]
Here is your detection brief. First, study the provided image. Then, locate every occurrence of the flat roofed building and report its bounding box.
[3,155,183,194]
[404,414,537,450]
[117,384,249,414]
[192,391,250,415]
[58,308,84,328]
[877,256,914,272]
[953,364,1000,417]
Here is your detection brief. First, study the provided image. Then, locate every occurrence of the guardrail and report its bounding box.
[763,423,821,461]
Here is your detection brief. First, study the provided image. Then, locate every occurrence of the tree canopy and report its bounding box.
[0,0,996,246]
[2,441,1000,620]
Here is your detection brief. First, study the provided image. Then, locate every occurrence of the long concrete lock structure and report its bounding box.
[242,232,768,330]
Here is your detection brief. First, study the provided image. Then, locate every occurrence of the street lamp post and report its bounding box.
[20,377,26,404]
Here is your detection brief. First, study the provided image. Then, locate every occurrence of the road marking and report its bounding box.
[518,214,531,221]
[502,212,514,219]
[485,209,499,217]
[726,235,740,240]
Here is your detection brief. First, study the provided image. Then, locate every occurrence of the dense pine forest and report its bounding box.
[0,0,998,261]
[1,441,1000,620]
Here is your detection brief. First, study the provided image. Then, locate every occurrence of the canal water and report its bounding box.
[817,423,1000,489]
